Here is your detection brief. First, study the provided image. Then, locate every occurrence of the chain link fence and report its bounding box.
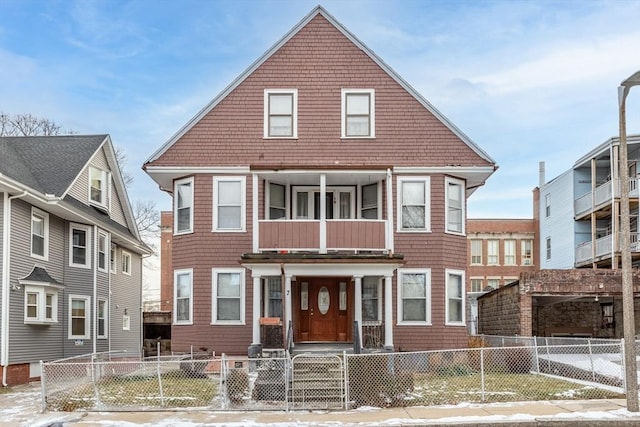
[42,339,632,412]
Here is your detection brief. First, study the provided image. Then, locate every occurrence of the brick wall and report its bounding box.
[477,283,522,336]
[0,363,30,386]
[160,211,173,312]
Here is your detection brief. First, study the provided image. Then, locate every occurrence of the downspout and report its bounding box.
[1,191,27,387]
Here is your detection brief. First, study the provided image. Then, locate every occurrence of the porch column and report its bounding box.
[252,173,259,253]
[384,275,394,349]
[386,169,394,252]
[354,275,363,347]
[251,273,261,346]
[284,273,293,343]
[320,173,327,254]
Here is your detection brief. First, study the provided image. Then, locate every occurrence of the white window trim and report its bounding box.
[213,176,246,232]
[470,239,483,265]
[292,186,356,220]
[97,299,108,339]
[68,295,91,339]
[121,250,132,276]
[396,268,431,325]
[23,283,61,324]
[470,277,484,293]
[266,181,289,220]
[211,268,246,325]
[97,231,108,273]
[522,239,533,266]
[445,269,465,326]
[174,177,194,235]
[69,223,91,269]
[30,207,49,261]
[487,239,499,266]
[174,269,193,325]
[396,176,431,232]
[264,89,298,139]
[110,243,117,273]
[341,88,375,138]
[89,166,110,210]
[445,177,465,235]
[504,239,516,266]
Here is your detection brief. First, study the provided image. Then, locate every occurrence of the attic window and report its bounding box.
[89,166,110,208]
[264,89,297,138]
[342,89,375,138]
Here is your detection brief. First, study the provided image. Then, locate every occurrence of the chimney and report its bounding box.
[539,161,546,188]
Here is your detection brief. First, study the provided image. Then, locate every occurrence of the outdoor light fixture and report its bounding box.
[618,70,640,412]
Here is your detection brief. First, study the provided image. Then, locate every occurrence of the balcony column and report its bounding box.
[320,173,327,254]
[252,173,259,253]
[353,275,363,347]
[386,169,394,253]
[384,275,394,350]
[251,273,262,345]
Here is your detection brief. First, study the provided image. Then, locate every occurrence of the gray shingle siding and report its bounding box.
[110,247,142,357]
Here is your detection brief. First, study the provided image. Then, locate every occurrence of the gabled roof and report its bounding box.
[144,5,496,166]
[0,134,108,196]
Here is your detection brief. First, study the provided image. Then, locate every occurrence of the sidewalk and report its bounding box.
[4,383,640,426]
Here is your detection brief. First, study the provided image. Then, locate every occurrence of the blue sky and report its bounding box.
[1,0,639,219]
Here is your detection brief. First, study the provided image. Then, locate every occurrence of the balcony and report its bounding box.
[575,177,638,218]
[258,219,388,253]
[575,232,640,266]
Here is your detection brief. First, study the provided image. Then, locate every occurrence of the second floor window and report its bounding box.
[504,239,516,265]
[269,183,286,219]
[545,193,551,217]
[342,89,375,138]
[31,208,49,260]
[487,239,499,265]
[70,224,90,268]
[213,177,246,231]
[264,89,297,138]
[398,177,430,231]
[361,183,378,219]
[445,178,464,234]
[522,239,533,265]
[175,177,193,234]
[470,239,482,265]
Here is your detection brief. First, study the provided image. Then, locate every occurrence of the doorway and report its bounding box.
[294,277,352,342]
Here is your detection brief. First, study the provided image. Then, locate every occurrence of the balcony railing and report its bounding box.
[574,178,638,217]
[258,219,388,253]
[575,232,640,264]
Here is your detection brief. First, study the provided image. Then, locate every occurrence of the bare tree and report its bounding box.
[0,112,64,136]
[113,145,134,188]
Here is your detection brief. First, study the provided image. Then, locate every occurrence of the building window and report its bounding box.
[69,295,90,339]
[361,183,379,219]
[264,89,297,138]
[487,239,499,265]
[269,183,286,219]
[24,285,59,324]
[213,177,246,231]
[445,178,464,234]
[89,166,109,207]
[110,243,117,273]
[470,278,483,293]
[446,270,465,325]
[397,269,431,324]
[174,177,194,234]
[292,186,355,220]
[470,239,482,265]
[546,237,551,260]
[174,269,193,325]
[31,208,49,260]
[69,224,91,268]
[212,268,245,324]
[362,277,381,322]
[487,278,500,290]
[602,303,614,329]
[97,299,107,338]
[122,313,131,331]
[121,251,131,275]
[97,232,108,272]
[397,177,430,231]
[522,240,533,265]
[264,276,283,318]
[341,89,375,138]
[545,193,551,217]
[504,239,516,265]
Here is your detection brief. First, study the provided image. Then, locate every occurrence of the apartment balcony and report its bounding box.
[575,232,640,267]
[258,219,388,253]
[575,178,638,219]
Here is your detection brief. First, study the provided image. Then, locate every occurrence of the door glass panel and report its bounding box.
[313,192,333,219]
[339,192,351,219]
[296,192,309,219]
[318,286,330,315]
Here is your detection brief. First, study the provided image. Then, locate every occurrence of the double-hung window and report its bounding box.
[397,177,430,231]
[97,232,108,272]
[504,239,516,265]
[69,295,90,339]
[397,269,431,324]
[97,299,108,338]
[264,89,297,138]
[174,269,193,325]
[31,208,49,260]
[446,269,465,325]
[213,177,246,231]
[487,239,499,265]
[470,239,482,265]
[175,177,194,234]
[445,178,464,234]
[470,278,483,293]
[522,240,533,265]
[122,251,131,275]
[212,268,245,324]
[70,224,91,268]
[342,89,375,138]
[89,166,109,208]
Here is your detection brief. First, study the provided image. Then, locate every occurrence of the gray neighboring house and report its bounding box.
[0,135,151,386]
